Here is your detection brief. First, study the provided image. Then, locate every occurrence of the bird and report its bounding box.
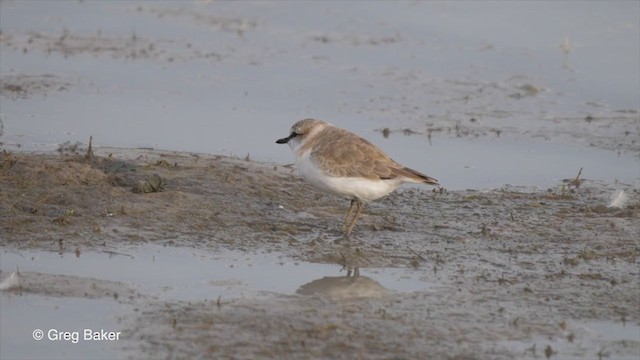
[276,119,439,236]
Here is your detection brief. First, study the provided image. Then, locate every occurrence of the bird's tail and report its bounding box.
[396,166,439,186]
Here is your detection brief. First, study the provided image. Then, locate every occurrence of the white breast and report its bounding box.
[296,150,400,202]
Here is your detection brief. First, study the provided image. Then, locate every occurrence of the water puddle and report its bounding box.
[496,320,640,359]
[0,245,430,299]
[578,320,640,343]
[0,245,432,359]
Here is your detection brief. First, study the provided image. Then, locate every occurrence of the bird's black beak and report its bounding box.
[276,134,293,144]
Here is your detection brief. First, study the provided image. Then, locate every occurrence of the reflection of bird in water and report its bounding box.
[296,268,388,299]
[345,267,359,277]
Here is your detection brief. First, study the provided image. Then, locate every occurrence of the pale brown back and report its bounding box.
[308,125,438,185]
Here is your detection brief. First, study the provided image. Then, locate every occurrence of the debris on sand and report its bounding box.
[607,189,629,209]
[0,272,21,291]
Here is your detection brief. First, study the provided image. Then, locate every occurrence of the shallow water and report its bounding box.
[371,134,638,189]
[1,1,638,189]
[0,245,429,299]
[2,245,638,360]
[0,245,431,359]
[496,319,640,360]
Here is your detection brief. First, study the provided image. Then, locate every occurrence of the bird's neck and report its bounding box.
[293,124,328,157]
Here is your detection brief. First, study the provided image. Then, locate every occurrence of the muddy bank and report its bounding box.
[2,148,636,266]
[1,148,638,359]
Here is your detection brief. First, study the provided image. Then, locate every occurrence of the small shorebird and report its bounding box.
[276,119,439,236]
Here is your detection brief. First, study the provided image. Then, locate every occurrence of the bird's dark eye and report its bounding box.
[291,131,299,137]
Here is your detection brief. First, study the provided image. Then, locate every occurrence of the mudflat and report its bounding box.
[1,146,637,359]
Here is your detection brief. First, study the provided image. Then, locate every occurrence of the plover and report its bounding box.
[276,119,439,236]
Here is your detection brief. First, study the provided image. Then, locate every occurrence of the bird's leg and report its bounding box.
[344,198,364,236]
[341,199,357,233]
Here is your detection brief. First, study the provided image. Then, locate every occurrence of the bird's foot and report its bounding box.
[345,267,360,278]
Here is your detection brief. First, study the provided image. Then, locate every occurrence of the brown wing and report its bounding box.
[310,126,414,181]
